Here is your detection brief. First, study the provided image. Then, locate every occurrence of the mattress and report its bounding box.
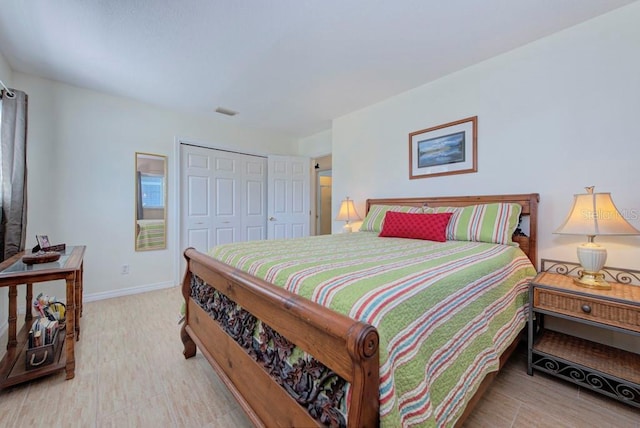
[208,232,536,427]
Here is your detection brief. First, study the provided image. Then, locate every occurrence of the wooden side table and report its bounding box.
[0,245,85,389]
[528,259,640,408]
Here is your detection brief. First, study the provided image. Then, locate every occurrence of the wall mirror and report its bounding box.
[135,152,167,251]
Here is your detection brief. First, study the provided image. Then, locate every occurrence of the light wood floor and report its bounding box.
[0,286,637,427]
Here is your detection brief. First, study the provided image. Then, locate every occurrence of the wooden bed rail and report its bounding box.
[181,247,380,427]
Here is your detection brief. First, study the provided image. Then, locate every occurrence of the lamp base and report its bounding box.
[574,241,610,289]
[573,270,611,290]
[342,223,353,233]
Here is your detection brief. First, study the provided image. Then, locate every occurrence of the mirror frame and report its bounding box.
[135,152,168,251]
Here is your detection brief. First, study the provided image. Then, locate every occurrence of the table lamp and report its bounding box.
[554,186,640,289]
[336,196,361,233]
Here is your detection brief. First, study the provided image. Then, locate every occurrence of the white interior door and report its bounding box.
[243,156,268,241]
[181,144,267,254]
[181,145,213,253]
[267,155,310,239]
[211,151,243,245]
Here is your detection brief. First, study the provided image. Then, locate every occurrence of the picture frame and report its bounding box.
[409,116,477,179]
[36,235,51,249]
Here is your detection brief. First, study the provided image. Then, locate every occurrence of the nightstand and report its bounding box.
[528,259,640,408]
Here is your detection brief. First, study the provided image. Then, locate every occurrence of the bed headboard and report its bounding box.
[366,193,539,269]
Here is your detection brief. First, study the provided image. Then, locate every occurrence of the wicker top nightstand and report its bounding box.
[533,271,640,333]
[528,259,640,408]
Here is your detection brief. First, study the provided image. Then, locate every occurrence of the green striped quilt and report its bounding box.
[209,232,535,427]
[136,220,165,250]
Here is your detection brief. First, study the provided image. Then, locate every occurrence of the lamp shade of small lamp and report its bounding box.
[335,197,361,233]
[554,186,640,289]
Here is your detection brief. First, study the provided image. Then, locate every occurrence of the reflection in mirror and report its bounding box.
[135,152,167,251]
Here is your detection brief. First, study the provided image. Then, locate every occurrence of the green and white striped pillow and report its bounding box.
[424,203,522,245]
[360,205,422,233]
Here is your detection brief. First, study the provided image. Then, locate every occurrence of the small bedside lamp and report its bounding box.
[336,196,361,233]
[554,186,640,289]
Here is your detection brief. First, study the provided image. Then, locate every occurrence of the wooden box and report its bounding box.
[25,328,63,371]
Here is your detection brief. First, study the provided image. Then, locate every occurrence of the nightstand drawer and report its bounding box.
[533,288,640,333]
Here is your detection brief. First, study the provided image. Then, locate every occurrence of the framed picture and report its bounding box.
[36,235,50,249]
[409,116,477,179]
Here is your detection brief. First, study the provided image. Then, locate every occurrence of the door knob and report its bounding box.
[269,217,276,221]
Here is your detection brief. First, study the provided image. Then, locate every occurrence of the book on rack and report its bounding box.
[28,317,59,348]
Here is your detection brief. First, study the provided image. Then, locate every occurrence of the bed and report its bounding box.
[180,193,539,427]
[135,219,165,250]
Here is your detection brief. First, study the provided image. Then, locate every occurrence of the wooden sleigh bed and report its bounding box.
[180,193,539,427]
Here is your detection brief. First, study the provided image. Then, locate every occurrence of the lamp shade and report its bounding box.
[554,188,640,236]
[335,197,361,222]
[554,187,638,289]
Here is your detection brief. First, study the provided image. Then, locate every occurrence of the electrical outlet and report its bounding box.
[121,264,130,275]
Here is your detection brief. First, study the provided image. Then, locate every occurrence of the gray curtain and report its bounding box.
[0,89,28,260]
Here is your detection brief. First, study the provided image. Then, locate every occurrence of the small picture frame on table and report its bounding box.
[36,235,51,249]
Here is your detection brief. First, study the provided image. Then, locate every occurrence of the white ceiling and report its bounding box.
[0,0,635,138]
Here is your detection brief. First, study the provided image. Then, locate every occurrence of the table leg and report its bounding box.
[25,283,33,324]
[64,276,76,380]
[79,261,84,317]
[74,272,81,340]
[7,286,17,349]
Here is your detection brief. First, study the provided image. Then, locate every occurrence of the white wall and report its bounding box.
[0,52,11,85]
[11,72,296,302]
[298,129,332,157]
[332,3,640,271]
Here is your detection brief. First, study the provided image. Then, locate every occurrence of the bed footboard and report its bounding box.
[180,248,380,427]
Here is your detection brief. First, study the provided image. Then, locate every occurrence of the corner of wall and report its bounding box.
[297,129,332,157]
[0,50,13,86]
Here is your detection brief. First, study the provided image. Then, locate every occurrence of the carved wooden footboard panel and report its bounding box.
[181,249,379,427]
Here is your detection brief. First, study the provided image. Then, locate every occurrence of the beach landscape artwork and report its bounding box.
[409,116,477,179]
[417,131,465,168]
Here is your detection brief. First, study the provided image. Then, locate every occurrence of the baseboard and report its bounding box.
[0,281,175,338]
[84,280,176,302]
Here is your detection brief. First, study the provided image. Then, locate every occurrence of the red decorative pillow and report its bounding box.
[379,211,453,242]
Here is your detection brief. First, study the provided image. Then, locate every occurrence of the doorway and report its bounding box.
[180,143,268,252]
[175,139,312,286]
[313,155,332,235]
[317,171,332,235]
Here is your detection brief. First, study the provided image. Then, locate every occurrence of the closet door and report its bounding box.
[182,145,214,252]
[181,145,267,253]
[243,156,267,241]
[211,151,243,245]
[267,155,310,239]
